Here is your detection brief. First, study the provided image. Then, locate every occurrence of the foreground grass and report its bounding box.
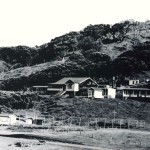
[1,126,150,150]
[0,136,104,150]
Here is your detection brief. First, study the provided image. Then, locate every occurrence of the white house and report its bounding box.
[26,118,33,125]
[128,79,140,86]
[0,114,17,125]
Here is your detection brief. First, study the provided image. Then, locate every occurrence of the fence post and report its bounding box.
[112,119,114,128]
[70,116,72,126]
[128,120,130,129]
[143,121,145,129]
[136,120,139,128]
[104,118,106,129]
[96,118,98,129]
[120,119,121,129]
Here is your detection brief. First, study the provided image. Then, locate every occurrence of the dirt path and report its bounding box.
[0,136,109,150]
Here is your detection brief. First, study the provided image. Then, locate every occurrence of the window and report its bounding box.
[141,90,145,95]
[134,90,139,95]
[103,89,108,95]
[147,90,150,95]
[67,84,72,89]
[124,90,126,94]
[87,81,91,85]
[129,90,133,95]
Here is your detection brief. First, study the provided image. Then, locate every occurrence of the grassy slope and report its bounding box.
[0,90,150,122]
[36,97,150,122]
[0,60,64,81]
[1,21,150,90]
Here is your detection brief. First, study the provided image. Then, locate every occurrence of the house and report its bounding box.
[0,114,16,125]
[121,87,150,99]
[48,77,100,98]
[48,77,117,99]
[33,118,44,125]
[26,118,33,125]
[31,77,116,99]
[128,79,140,86]
[116,77,140,87]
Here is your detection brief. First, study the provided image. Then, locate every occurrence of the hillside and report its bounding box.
[0,90,150,122]
[36,97,150,121]
[0,20,150,114]
[0,20,150,90]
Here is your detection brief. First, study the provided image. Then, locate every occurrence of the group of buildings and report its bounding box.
[31,76,150,100]
[0,114,44,126]
[31,77,116,99]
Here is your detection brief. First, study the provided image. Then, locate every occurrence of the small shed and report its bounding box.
[0,114,17,125]
[33,118,44,125]
[26,118,33,125]
[88,88,104,98]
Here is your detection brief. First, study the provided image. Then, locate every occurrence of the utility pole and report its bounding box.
[112,110,117,128]
[113,110,117,122]
[147,111,150,122]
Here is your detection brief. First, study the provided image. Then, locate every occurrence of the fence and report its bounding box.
[16,115,150,130]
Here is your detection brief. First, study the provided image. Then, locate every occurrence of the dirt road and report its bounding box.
[0,136,110,150]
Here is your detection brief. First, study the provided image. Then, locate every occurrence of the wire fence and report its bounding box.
[16,115,150,131]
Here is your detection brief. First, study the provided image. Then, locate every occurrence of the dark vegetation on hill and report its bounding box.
[0,20,150,90]
[1,91,150,122]
[0,20,150,91]
[37,97,150,122]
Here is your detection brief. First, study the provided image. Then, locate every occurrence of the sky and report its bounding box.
[0,0,150,47]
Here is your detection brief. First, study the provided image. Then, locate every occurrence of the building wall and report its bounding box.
[123,89,150,98]
[108,88,116,99]
[94,90,104,98]
[129,80,139,86]
[66,83,79,91]
[9,115,16,125]
[0,117,10,125]
[74,83,79,91]
[80,79,98,88]
[0,115,16,125]
[26,119,33,125]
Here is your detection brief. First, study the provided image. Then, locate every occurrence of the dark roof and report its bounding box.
[122,88,150,90]
[50,77,93,85]
[0,114,16,117]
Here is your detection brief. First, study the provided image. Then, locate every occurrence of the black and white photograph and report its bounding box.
[0,0,150,149]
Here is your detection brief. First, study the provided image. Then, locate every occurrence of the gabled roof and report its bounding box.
[122,88,150,90]
[50,77,96,85]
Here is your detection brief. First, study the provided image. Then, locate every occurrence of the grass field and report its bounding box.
[0,126,150,150]
[0,136,106,150]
